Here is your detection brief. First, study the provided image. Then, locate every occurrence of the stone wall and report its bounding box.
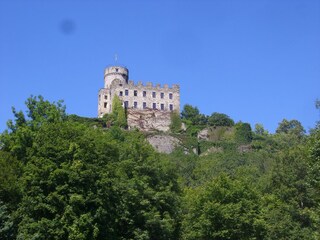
[146,135,181,154]
[127,108,172,132]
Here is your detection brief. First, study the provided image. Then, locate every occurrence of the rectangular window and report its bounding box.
[169,104,173,111]
[169,93,173,99]
[143,91,146,97]
[104,102,107,108]
[134,101,138,108]
[143,102,147,109]
[104,95,108,100]
[161,92,164,99]
[119,91,123,96]
[125,89,129,96]
[153,103,157,109]
[134,90,137,96]
[152,92,156,98]
[124,101,128,108]
[161,103,164,110]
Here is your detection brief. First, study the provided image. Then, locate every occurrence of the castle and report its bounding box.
[98,65,180,131]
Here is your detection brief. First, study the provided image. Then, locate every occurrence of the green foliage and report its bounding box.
[316,99,320,110]
[307,128,320,201]
[170,111,182,133]
[6,95,66,132]
[183,123,203,137]
[254,123,268,135]
[234,122,253,144]
[181,104,199,123]
[1,96,181,239]
[67,114,106,128]
[8,121,181,239]
[1,97,320,239]
[262,137,320,239]
[1,96,67,163]
[0,201,15,239]
[205,126,233,142]
[0,151,21,205]
[276,119,305,138]
[111,95,127,128]
[99,95,128,128]
[172,133,199,154]
[0,152,21,239]
[207,112,234,127]
[182,175,265,239]
[181,104,206,126]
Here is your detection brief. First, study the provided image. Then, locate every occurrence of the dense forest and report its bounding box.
[1,96,320,239]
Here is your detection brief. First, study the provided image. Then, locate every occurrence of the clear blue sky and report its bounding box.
[1,0,319,133]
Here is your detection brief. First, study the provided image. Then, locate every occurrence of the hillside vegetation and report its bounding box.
[1,96,320,239]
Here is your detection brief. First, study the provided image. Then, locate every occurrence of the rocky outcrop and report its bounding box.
[200,146,223,156]
[147,135,180,154]
[198,128,209,140]
[127,109,171,132]
[197,126,233,142]
[237,144,252,153]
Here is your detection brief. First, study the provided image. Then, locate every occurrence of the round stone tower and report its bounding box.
[104,66,129,88]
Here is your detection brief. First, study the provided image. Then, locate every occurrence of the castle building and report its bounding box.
[98,66,180,119]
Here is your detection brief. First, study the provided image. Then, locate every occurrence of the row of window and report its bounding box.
[118,90,173,99]
[124,101,174,111]
[104,101,174,111]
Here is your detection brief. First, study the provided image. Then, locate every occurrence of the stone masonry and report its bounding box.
[98,65,180,131]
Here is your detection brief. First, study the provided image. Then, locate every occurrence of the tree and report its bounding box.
[276,119,305,138]
[25,95,66,125]
[307,127,320,202]
[8,121,181,239]
[254,123,268,135]
[234,122,253,144]
[170,111,182,133]
[263,135,320,239]
[315,99,320,129]
[1,97,181,239]
[1,95,67,163]
[0,201,15,239]
[6,95,66,133]
[181,104,202,125]
[0,152,21,239]
[111,95,127,128]
[182,174,265,239]
[316,99,320,110]
[207,112,234,127]
[0,151,21,205]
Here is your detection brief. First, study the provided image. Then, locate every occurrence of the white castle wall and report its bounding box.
[98,65,180,131]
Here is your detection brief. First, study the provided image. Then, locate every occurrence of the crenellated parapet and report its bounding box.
[121,81,180,92]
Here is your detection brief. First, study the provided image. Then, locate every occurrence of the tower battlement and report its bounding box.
[104,66,129,88]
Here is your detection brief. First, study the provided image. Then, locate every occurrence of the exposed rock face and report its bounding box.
[200,146,223,156]
[127,109,171,132]
[147,135,180,154]
[198,128,209,140]
[237,144,252,153]
[197,127,233,141]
